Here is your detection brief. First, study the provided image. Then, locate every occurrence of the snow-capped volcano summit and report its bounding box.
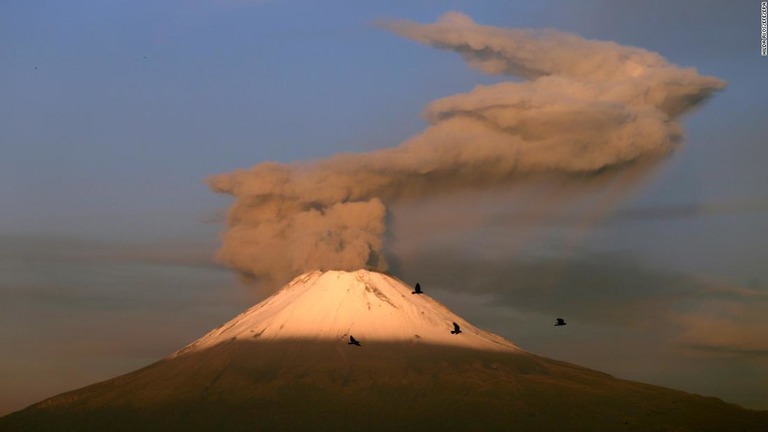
[176,270,518,355]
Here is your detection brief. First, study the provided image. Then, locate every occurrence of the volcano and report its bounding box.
[1,270,766,431]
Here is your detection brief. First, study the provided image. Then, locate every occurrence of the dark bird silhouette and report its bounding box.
[450,322,462,335]
[412,283,423,295]
[555,318,567,326]
[348,335,361,346]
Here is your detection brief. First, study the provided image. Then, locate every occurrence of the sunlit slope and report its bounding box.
[173,270,518,354]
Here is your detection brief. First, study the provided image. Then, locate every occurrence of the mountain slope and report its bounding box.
[175,270,517,354]
[1,270,766,431]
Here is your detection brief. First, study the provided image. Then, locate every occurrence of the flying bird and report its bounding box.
[348,335,361,346]
[412,283,423,295]
[555,318,567,326]
[450,322,462,335]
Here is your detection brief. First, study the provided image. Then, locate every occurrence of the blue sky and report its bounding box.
[1,0,766,414]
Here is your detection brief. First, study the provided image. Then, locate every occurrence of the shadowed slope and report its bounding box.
[2,340,767,432]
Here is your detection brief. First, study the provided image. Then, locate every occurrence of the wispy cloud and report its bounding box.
[486,197,768,227]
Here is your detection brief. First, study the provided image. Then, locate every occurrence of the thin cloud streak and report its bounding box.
[488,197,768,227]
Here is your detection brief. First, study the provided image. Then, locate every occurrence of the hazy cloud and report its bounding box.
[487,197,768,228]
[393,247,768,357]
[676,299,768,356]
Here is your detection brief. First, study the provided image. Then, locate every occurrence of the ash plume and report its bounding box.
[208,12,725,285]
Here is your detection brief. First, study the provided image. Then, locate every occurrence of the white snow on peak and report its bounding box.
[173,270,519,356]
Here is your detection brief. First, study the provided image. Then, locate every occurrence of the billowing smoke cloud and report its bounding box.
[208,12,725,285]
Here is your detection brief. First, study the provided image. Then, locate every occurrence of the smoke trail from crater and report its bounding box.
[207,12,725,286]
